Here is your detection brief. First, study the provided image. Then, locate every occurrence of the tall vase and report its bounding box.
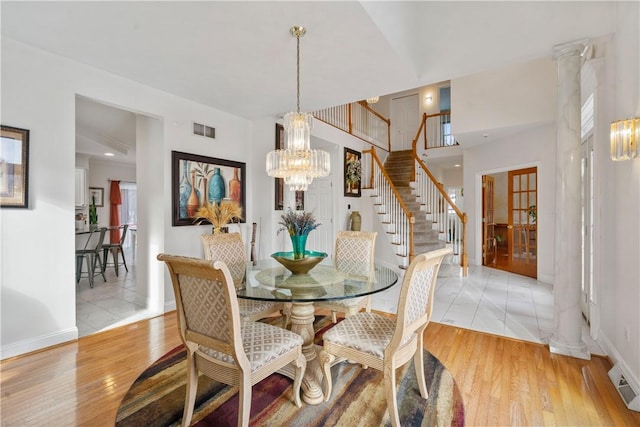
[179,159,191,218]
[229,167,241,204]
[209,167,225,204]
[202,177,209,207]
[290,234,308,259]
[186,170,199,217]
[350,211,362,231]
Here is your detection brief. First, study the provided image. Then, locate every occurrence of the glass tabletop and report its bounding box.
[237,259,398,303]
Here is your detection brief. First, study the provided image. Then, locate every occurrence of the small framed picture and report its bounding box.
[89,187,104,207]
[1,125,30,208]
[344,147,362,197]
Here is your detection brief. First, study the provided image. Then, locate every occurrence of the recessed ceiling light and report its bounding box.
[104,152,115,157]
[454,164,461,167]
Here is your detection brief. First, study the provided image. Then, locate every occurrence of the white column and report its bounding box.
[549,40,590,360]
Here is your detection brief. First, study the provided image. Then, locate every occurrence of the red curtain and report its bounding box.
[109,180,122,244]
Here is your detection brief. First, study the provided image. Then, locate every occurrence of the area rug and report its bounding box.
[116,316,464,426]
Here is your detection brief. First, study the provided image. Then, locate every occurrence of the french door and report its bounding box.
[507,167,537,278]
[482,175,496,266]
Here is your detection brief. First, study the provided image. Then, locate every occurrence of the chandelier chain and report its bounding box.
[296,31,300,113]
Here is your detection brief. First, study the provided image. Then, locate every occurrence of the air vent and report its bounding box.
[193,122,215,139]
[609,365,640,412]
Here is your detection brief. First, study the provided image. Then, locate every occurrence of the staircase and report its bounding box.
[384,150,446,258]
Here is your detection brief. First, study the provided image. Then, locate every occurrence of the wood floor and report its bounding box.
[1,312,638,426]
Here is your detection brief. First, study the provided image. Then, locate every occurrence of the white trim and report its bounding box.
[1,327,78,360]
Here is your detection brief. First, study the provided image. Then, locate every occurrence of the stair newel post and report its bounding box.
[409,214,415,263]
[462,213,468,276]
[411,139,417,183]
[422,113,428,149]
[347,103,353,134]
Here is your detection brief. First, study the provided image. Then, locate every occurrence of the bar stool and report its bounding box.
[102,224,129,276]
[76,227,107,288]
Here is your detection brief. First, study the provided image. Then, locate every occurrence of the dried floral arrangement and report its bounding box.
[194,200,243,233]
[277,208,321,236]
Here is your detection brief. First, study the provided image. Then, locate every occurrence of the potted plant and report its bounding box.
[194,199,243,234]
[89,195,98,230]
[277,208,321,259]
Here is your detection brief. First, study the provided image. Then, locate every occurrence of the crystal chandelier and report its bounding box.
[266,26,330,191]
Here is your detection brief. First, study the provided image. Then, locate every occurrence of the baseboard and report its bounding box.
[1,327,78,360]
[164,300,176,313]
[599,332,640,409]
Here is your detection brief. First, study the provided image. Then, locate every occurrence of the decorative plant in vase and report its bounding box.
[277,208,321,259]
[194,199,243,234]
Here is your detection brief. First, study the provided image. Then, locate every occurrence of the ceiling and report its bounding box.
[1,1,616,165]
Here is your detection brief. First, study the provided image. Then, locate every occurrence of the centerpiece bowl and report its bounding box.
[271,250,327,275]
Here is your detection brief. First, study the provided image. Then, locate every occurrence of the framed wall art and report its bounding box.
[275,123,305,210]
[344,147,361,197]
[89,187,104,207]
[171,150,246,226]
[1,125,30,208]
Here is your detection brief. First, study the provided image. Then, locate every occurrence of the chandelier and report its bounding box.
[266,26,330,191]
[366,96,379,104]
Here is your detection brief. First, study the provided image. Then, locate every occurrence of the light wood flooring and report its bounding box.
[1,311,638,426]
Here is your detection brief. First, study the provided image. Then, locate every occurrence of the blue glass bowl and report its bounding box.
[271,250,328,275]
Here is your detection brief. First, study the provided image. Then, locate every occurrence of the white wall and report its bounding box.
[596,0,640,395]
[464,124,556,284]
[452,57,557,140]
[0,37,252,358]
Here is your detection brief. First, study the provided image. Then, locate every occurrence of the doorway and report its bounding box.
[482,167,538,278]
[390,93,419,151]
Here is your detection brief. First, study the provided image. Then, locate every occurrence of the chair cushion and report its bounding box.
[238,299,281,317]
[200,321,302,371]
[322,312,396,359]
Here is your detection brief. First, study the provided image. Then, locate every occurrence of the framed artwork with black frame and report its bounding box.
[171,150,246,226]
[275,123,304,210]
[1,125,29,208]
[344,147,361,197]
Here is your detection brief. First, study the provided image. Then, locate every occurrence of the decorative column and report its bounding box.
[549,40,590,360]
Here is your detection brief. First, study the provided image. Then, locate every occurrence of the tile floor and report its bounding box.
[371,256,605,355]
[76,248,149,337]
[77,252,604,355]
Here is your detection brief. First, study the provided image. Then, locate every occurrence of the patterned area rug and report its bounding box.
[116,316,464,426]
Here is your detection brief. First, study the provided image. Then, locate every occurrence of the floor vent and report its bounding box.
[608,365,640,412]
[193,122,215,139]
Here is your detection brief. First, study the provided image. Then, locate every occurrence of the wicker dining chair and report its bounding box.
[158,254,306,427]
[320,247,451,427]
[201,232,290,327]
[315,231,377,323]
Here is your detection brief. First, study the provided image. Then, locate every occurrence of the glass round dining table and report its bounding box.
[237,259,399,405]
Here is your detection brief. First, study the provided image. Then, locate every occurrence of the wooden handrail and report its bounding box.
[412,142,464,219]
[411,138,468,276]
[312,102,391,152]
[368,150,415,218]
[357,101,392,125]
[364,147,415,262]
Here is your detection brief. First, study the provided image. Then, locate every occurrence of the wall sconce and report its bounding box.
[610,117,639,160]
[425,95,433,103]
